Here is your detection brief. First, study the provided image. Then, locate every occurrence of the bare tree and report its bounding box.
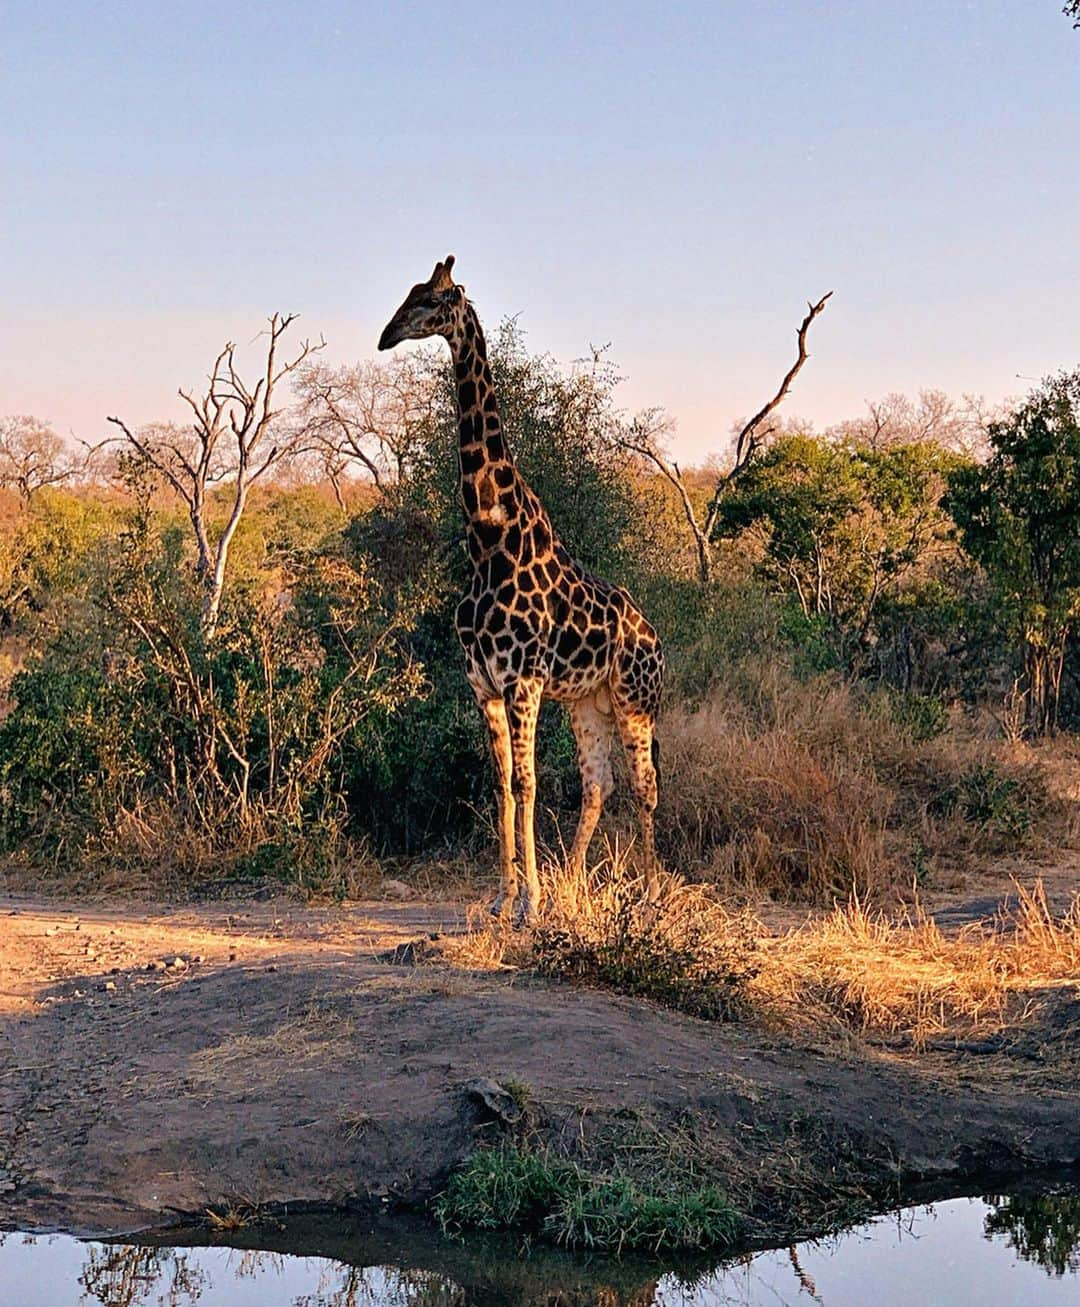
[109,314,323,636]
[295,353,441,507]
[618,292,832,585]
[0,415,79,502]
[828,388,995,457]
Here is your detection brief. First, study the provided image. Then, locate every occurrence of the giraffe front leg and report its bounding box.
[480,697,517,919]
[505,678,544,926]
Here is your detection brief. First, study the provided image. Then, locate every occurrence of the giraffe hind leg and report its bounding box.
[567,693,615,876]
[615,707,661,903]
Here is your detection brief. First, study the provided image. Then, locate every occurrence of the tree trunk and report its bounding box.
[1024,631,1067,736]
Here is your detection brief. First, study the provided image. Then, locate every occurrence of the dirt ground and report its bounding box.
[1,880,1079,1241]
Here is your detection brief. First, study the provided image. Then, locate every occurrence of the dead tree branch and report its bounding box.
[109,313,325,636]
[617,293,832,585]
[701,292,833,551]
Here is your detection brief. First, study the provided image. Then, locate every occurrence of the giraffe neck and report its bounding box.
[449,302,532,558]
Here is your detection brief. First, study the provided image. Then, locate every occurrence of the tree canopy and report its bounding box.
[947,370,1080,733]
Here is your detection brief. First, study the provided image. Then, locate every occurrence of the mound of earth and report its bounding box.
[0,894,1077,1239]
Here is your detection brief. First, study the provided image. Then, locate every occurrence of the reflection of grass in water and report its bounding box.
[983,1188,1080,1277]
[80,1235,666,1307]
[61,1187,1080,1307]
[435,1143,741,1254]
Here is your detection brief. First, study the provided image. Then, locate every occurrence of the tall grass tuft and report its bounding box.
[656,665,1054,903]
[532,853,759,1020]
[435,1144,742,1254]
[753,879,1080,1048]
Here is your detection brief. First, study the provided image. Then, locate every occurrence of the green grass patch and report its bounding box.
[434,1145,742,1254]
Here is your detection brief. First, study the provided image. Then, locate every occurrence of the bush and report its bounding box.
[655,660,1050,902]
[528,859,759,1020]
[659,676,897,901]
[0,502,435,881]
[932,763,1038,840]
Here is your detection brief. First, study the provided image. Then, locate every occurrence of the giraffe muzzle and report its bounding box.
[377,323,402,351]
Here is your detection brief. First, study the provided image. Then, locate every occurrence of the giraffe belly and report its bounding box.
[543,658,612,703]
[455,565,620,704]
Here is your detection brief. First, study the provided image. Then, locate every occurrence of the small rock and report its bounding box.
[378,939,440,967]
[72,989,84,999]
[380,877,415,901]
[169,957,187,971]
[148,960,168,972]
[99,981,117,993]
[464,1076,523,1125]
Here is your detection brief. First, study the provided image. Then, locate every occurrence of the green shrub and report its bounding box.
[881,687,950,742]
[932,763,1036,839]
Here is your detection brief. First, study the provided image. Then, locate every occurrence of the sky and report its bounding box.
[2,1,1079,464]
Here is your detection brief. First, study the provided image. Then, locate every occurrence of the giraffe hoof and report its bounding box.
[488,891,514,922]
[512,893,539,930]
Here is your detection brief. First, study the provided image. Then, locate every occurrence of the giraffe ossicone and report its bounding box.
[379,256,665,924]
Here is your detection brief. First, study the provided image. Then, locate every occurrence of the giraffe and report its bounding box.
[378,256,664,924]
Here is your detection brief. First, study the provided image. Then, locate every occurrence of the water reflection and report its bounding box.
[77,1245,474,1307]
[79,1246,208,1307]
[982,1189,1080,1277]
[3,1184,1080,1307]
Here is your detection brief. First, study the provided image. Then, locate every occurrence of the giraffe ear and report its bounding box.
[430,254,456,291]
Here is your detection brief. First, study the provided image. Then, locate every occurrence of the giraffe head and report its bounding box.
[378,255,465,351]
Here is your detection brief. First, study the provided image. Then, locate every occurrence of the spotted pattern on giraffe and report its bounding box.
[378,255,664,922]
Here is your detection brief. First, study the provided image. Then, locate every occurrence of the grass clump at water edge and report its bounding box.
[434,1143,742,1254]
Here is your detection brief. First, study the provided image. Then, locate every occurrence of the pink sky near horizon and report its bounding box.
[0,295,1039,469]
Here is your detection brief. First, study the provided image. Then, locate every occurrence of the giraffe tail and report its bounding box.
[651,735,661,788]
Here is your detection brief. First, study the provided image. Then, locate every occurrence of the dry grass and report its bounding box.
[187,1004,355,1091]
[446,848,759,1019]
[4,794,383,901]
[443,847,731,973]
[204,1204,254,1231]
[657,669,1061,904]
[448,850,1079,1053]
[661,693,894,902]
[754,879,1080,1048]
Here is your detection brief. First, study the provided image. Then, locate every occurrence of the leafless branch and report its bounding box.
[616,293,832,585]
[109,314,324,636]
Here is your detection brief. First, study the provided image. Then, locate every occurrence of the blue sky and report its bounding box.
[2,2,1078,460]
